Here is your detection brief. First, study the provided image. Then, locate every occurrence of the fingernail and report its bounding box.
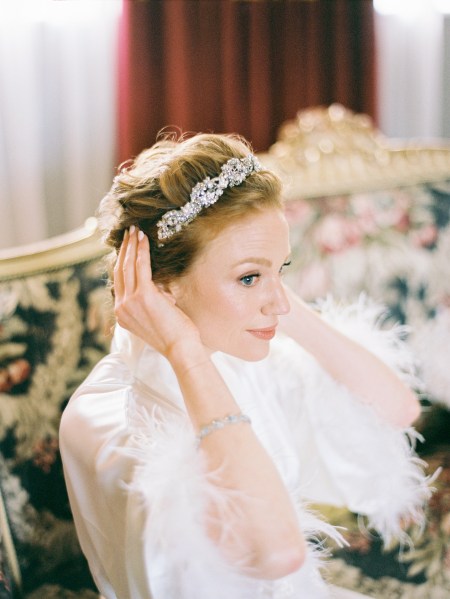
[130,225,136,234]
[123,229,129,239]
[138,230,144,242]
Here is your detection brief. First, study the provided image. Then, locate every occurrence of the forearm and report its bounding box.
[281,294,421,428]
[168,343,305,579]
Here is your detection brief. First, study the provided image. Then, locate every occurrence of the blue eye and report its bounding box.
[240,274,260,287]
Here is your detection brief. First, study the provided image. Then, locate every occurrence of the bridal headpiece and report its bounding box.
[156,154,262,242]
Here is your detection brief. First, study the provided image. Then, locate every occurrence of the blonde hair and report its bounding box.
[98,133,283,286]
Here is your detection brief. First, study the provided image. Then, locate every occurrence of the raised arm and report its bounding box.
[279,285,421,428]
[113,227,305,579]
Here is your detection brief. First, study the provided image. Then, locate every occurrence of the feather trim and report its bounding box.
[275,295,434,546]
[124,397,340,598]
[126,402,254,599]
[315,293,422,390]
[410,308,450,408]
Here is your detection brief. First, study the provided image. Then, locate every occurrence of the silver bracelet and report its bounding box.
[196,412,251,445]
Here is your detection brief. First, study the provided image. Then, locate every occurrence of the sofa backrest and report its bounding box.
[0,220,112,596]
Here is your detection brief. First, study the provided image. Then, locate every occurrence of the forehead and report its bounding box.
[197,209,290,266]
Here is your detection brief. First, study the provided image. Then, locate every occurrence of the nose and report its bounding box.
[262,280,290,316]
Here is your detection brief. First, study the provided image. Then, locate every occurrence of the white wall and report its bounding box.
[0,1,121,249]
[375,0,450,141]
[443,16,450,138]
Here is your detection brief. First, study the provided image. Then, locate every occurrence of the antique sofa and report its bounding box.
[259,104,450,598]
[0,105,449,598]
[0,220,111,598]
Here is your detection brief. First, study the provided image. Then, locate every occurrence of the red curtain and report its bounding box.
[117,0,375,163]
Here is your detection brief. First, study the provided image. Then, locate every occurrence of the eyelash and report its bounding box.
[239,261,291,287]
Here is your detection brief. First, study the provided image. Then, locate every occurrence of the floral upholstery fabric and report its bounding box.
[284,179,450,596]
[0,516,14,599]
[0,257,112,597]
[286,179,450,322]
[286,179,450,413]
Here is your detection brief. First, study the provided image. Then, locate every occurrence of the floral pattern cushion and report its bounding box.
[284,179,450,596]
[286,179,450,408]
[0,257,112,597]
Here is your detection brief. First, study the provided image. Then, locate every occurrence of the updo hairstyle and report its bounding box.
[98,133,283,287]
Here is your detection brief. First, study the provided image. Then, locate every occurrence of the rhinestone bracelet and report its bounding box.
[196,412,251,446]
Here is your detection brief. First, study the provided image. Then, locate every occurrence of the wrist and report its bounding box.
[166,338,210,374]
[280,296,321,343]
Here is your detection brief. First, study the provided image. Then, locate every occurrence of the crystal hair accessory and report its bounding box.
[156,154,262,242]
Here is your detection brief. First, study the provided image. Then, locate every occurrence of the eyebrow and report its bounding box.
[231,257,272,268]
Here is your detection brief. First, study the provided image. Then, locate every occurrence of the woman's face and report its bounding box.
[168,208,291,361]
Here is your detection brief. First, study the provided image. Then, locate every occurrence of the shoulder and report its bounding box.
[63,352,133,423]
[60,350,188,458]
[59,352,133,462]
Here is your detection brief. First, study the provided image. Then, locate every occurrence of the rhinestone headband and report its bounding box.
[156,154,262,242]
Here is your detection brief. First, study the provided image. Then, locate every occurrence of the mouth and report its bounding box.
[247,326,277,341]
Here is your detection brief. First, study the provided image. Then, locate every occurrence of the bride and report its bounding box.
[60,133,430,599]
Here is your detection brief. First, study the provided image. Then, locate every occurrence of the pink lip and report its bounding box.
[247,326,277,341]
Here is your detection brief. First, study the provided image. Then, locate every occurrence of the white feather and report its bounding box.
[108,296,434,597]
[279,295,434,545]
[124,401,340,598]
[410,308,450,408]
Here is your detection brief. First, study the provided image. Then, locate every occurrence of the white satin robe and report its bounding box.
[60,298,431,599]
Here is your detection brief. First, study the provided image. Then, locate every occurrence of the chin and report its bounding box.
[225,342,271,362]
[205,334,272,362]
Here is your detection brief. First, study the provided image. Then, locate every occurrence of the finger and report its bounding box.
[136,230,153,289]
[114,229,129,298]
[123,225,138,294]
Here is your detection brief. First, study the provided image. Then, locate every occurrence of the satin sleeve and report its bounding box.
[60,355,259,599]
[61,350,346,599]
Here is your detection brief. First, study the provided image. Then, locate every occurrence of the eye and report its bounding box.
[240,273,260,287]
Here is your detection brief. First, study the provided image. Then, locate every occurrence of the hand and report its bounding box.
[278,284,313,342]
[114,227,203,362]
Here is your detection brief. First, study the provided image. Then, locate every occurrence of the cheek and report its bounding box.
[183,284,251,332]
[176,284,221,324]
[213,287,253,323]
